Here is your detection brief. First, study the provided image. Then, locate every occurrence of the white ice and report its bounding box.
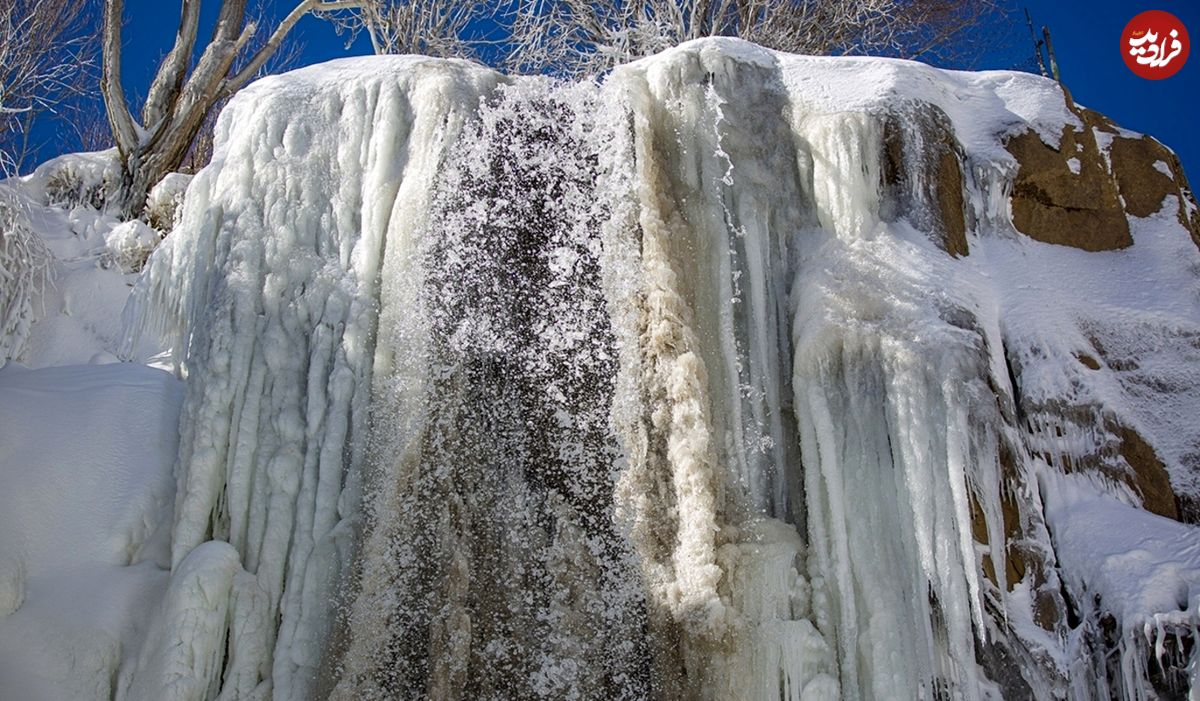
[2,38,1195,701]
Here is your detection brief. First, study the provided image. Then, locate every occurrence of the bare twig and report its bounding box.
[502,0,1009,76]
[317,0,485,58]
[0,0,97,175]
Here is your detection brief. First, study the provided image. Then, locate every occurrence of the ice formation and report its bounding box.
[117,40,1200,700]
[0,186,53,366]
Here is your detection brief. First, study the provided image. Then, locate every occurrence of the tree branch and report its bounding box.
[100,0,139,156]
[225,0,364,94]
[142,0,202,127]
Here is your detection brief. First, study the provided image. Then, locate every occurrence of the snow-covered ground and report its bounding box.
[0,39,1198,700]
[0,363,180,699]
[0,155,180,698]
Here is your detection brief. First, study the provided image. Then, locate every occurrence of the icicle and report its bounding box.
[608,43,842,699]
[116,542,246,701]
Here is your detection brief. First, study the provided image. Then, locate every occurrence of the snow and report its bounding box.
[0,155,176,699]
[2,38,1198,701]
[1046,473,1200,628]
[971,201,1200,505]
[104,219,161,273]
[1,153,165,368]
[0,362,181,700]
[1043,471,1200,700]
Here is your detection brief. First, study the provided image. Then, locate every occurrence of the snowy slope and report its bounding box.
[0,362,181,699]
[0,155,179,698]
[0,152,168,369]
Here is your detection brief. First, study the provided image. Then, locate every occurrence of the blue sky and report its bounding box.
[32,1,1200,175]
[1012,0,1199,169]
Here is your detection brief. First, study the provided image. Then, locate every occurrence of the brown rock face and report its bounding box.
[1005,93,1200,253]
[1005,123,1132,251]
[884,93,1197,256]
[882,103,969,257]
[1111,421,1179,521]
[1105,130,1200,251]
[1184,194,1200,251]
[1108,135,1180,218]
[933,145,970,257]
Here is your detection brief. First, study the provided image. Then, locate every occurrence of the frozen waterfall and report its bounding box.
[120,41,1200,700]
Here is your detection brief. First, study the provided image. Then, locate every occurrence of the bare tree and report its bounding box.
[503,0,1006,76]
[322,0,485,57]
[101,0,362,216]
[0,0,96,175]
[874,0,1011,65]
[72,101,116,155]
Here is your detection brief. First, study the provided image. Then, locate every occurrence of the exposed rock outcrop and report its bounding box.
[1107,131,1200,251]
[883,103,969,256]
[1006,94,1200,252]
[1111,420,1178,521]
[1005,120,1131,251]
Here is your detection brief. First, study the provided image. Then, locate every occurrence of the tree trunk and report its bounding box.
[101,0,362,218]
[116,144,192,217]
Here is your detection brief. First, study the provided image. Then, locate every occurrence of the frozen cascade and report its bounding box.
[120,40,1200,700]
[120,57,503,700]
[330,79,658,699]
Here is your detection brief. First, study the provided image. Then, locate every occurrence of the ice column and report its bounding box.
[120,59,501,700]
[610,43,839,700]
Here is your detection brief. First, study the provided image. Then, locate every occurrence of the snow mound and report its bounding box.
[104,219,161,273]
[0,362,182,699]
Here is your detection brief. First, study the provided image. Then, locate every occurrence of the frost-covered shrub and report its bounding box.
[103,219,161,273]
[144,173,192,233]
[0,194,53,366]
[37,152,120,211]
